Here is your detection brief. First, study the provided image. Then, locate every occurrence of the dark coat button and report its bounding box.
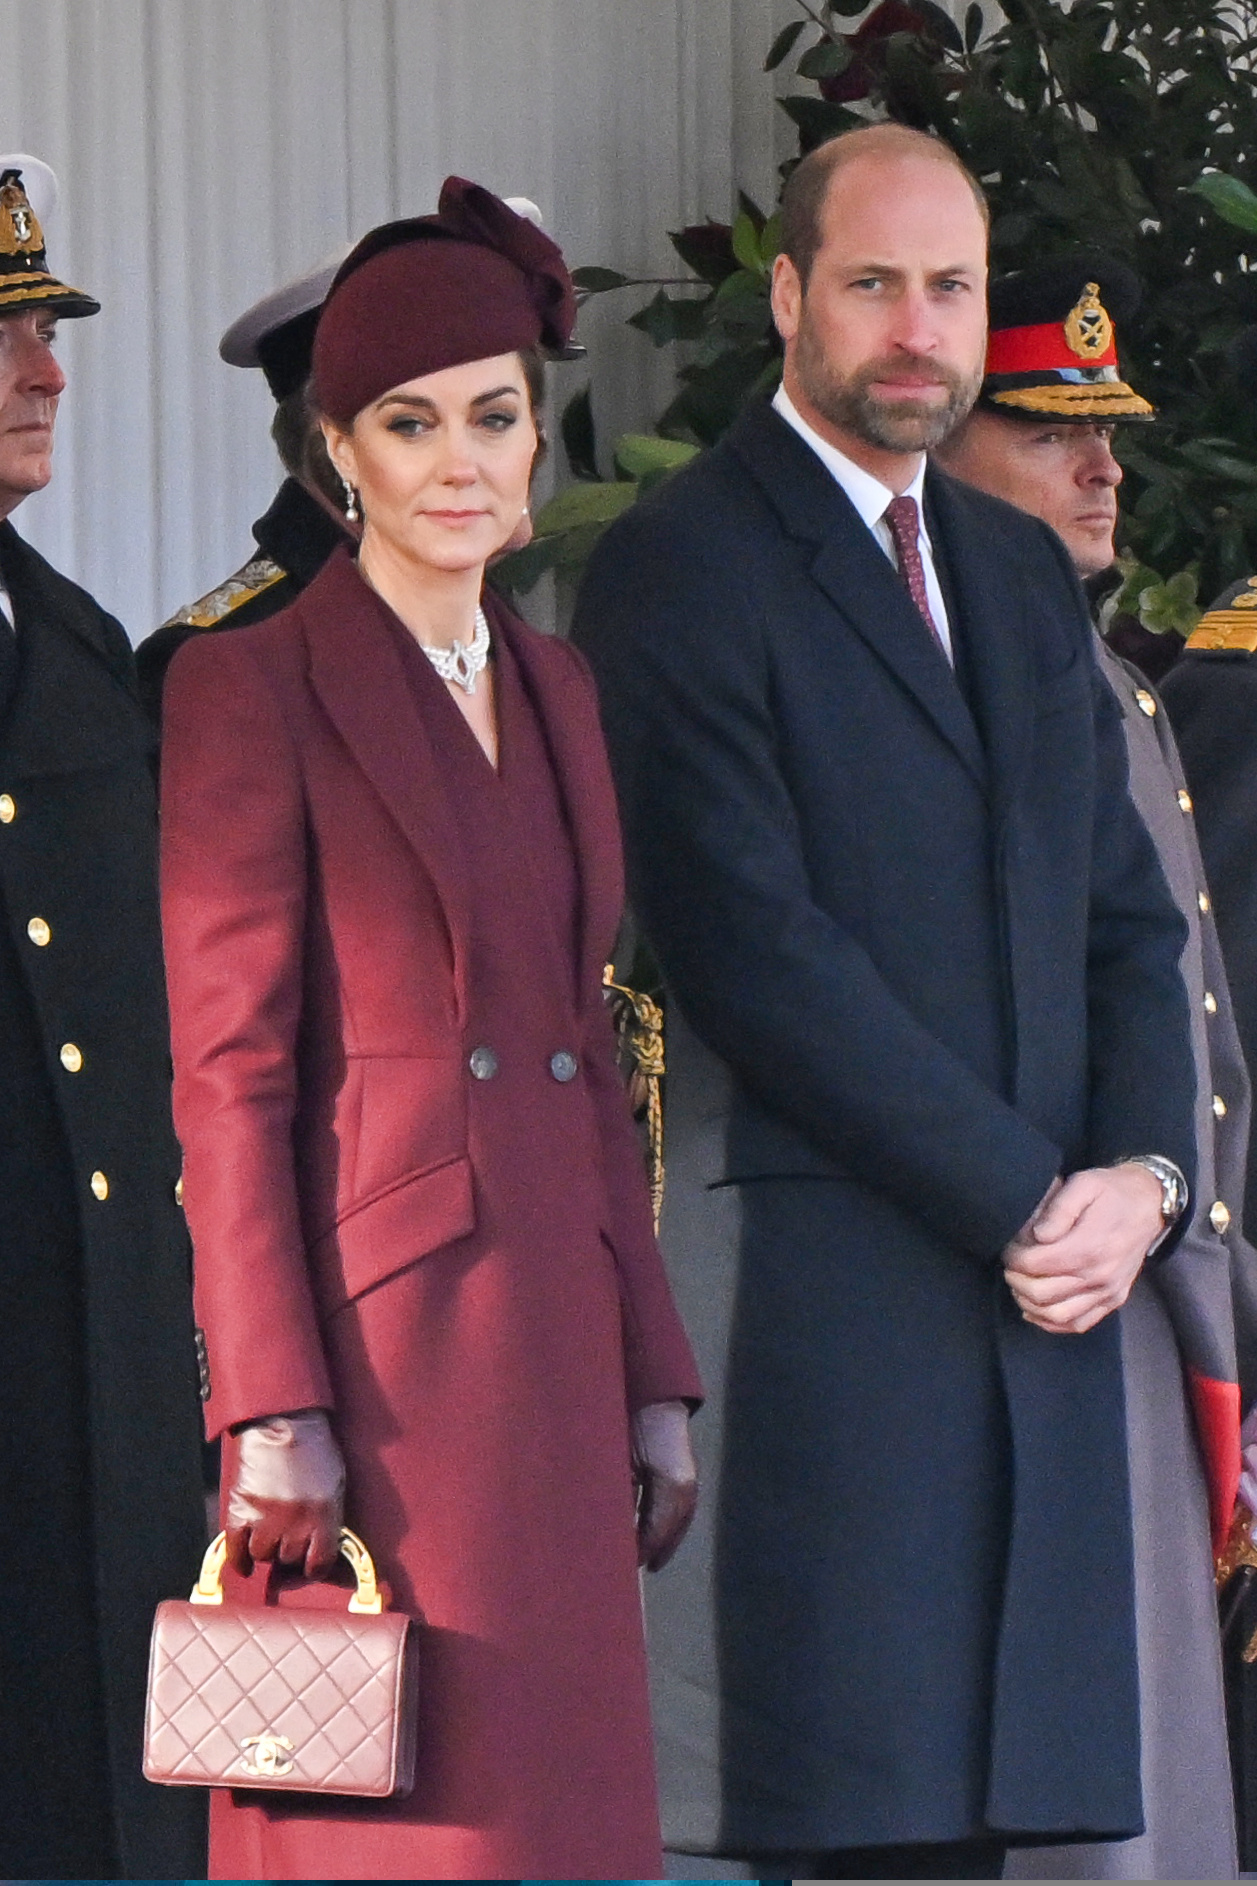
[550,1050,578,1082]
[469,1046,499,1080]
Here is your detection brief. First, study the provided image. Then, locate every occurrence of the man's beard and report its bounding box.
[795,313,982,453]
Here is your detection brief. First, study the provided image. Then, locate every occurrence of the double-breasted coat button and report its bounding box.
[1204,990,1219,1015]
[1214,1094,1229,1119]
[0,794,15,823]
[60,1041,83,1073]
[1135,688,1157,717]
[174,1175,184,1208]
[469,1046,498,1080]
[1211,1200,1232,1234]
[549,1050,579,1083]
[1198,890,1212,914]
[26,917,50,947]
[89,1170,109,1201]
[1177,788,1193,813]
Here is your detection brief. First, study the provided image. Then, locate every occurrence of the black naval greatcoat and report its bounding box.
[0,520,206,1879]
[136,475,348,724]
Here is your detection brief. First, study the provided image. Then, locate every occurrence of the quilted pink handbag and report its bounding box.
[143,1527,419,1797]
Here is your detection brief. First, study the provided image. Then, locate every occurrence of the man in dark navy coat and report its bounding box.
[574,125,1196,1881]
[0,160,205,1878]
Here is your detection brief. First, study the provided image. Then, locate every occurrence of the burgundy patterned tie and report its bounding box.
[884,493,947,658]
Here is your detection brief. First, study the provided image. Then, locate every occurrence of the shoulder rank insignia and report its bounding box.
[164,556,286,631]
[1187,573,1257,655]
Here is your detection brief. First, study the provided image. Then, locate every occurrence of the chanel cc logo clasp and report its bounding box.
[239,1732,296,1777]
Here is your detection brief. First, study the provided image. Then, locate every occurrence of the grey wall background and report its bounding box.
[0,0,794,637]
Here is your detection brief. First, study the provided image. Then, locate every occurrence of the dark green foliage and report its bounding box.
[496,0,1257,613]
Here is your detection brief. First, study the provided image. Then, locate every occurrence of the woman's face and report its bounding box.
[323,351,537,574]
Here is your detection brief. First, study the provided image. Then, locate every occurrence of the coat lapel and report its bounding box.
[729,403,986,787]
[488,593,620,1006]
[0,522,153,778]
[925,465,1034,825]
[301,550,472,1016]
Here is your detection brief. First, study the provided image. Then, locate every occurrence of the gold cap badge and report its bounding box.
[1064,282,1115,361]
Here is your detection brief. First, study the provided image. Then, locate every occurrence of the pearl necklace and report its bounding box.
[420,606,491,695]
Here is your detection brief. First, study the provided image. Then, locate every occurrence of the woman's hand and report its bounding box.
[632,1399,698,1571]
[225,1408,346,1577]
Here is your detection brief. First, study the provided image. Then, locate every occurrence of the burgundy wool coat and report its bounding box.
[159,548,701,1882]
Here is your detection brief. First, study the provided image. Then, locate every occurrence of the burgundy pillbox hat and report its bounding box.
[313,176,578,424]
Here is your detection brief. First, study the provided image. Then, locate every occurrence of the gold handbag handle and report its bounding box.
[189,1526,384,1614]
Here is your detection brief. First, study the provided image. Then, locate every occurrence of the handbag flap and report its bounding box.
[144,1598,417,1798]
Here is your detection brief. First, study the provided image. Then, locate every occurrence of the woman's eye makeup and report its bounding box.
[478,407,518,431]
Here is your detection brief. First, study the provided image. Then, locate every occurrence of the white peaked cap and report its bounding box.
[0,154,58,228]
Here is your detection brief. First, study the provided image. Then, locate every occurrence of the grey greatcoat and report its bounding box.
[1009,636,1254,1883]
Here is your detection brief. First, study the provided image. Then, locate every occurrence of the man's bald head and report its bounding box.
[780,124,990,290]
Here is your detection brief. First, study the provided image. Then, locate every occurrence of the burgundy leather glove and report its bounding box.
[632,1399,698,1571]
[225,1408,345,1578]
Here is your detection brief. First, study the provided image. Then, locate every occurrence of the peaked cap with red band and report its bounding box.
[313,177,579,424]
[981,252,1153,423]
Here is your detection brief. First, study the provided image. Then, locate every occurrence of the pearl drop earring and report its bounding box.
[341,477,359,523]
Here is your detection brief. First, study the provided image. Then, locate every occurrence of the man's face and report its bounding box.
[771,152,989,460]
[938,409,1122,577]
[0,309,65,520]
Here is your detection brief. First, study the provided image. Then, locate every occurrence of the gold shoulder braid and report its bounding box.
[1217,1504,1257,1661]
[165,556,287,631]
[603,964,665,1231]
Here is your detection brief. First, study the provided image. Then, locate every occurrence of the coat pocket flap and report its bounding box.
[310,1152,475,1312]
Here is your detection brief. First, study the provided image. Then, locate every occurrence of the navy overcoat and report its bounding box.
[572,401,1196,1853]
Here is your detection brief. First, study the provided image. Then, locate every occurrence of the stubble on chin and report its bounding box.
[795,318,983,454]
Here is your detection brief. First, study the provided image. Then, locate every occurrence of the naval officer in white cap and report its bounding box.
[0,155,205,1880]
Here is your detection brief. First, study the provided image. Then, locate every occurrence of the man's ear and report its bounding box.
[771,252,803,348]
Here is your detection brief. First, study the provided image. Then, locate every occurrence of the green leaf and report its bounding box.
[1136,567,1203,637]
[759,210,783,268]
[489,535,567,596]
[797,39,853,80]
[731,211,764,275]
[778,94,865,149]
[764,17,807,70]
[627,289,710,348]
[613,434,701,480]
[964,2,984,52]
[570,266,629,294]
[1184,172,1257,235]
[560,386,599,482]
[531,480,640,536]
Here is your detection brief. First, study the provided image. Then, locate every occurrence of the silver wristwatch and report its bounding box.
[1116,1154,1189,1252]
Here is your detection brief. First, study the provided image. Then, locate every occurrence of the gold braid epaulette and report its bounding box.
[1217,1505,1257,1660]
[604,964,666,1232]
[164,556,287,631]
[1186,588,1257,654]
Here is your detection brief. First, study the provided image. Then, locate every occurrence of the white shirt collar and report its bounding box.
[772,382,928,530]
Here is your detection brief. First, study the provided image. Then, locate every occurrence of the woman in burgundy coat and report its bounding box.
[159,181,701,1882]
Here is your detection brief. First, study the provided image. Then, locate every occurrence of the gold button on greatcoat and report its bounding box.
[1135,689,1157,717]
[1205,990,1219,1015]
[1199,890,1211,914]
[59,1042,83,1073]
[90,1170,109,1201]
[1177,789,1193,813]
[1211,1200,1232,1234]
[174,1175,184,1208]
[0,793,15,823]
[1214,1094,1229,1119]
[26,917,50,947]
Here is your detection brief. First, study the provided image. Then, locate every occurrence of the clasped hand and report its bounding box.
[1001,1164,1164,1336]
